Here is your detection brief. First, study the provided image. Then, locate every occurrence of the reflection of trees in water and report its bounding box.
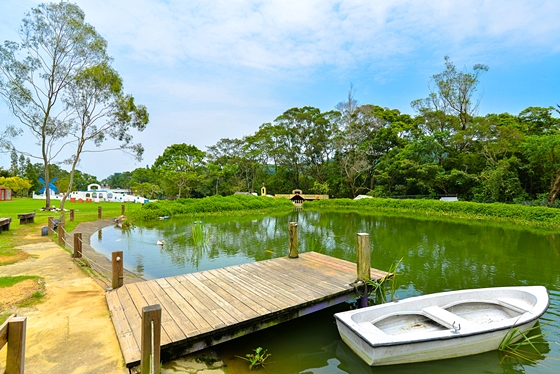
[125,211,560,291]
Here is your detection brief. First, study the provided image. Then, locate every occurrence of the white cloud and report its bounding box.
[73,0,560,70]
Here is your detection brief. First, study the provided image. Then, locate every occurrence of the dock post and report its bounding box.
[288,222,298,258]
[357,233,371,308]
[121,204,125,216]
[98,205,102,219]
[70,209,74,221]
[73,233,82,258]
[48,216,54,235]
[5,316,27,374]
[112,251,124,289]
[141,304,162,374]
[57,223,65,246]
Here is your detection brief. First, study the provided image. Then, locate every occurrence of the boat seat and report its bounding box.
[496,298,531,313]
[422,306,471,330]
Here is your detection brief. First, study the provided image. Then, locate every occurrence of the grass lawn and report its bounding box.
[0,197,143,265]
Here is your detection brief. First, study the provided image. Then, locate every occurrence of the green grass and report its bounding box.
[0,275,46,309]
[0,197,144,264]
[132,194,294,220]
[305,198,560,231]
[0,275,40,287]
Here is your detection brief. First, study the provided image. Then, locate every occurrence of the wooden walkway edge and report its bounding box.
[106,251,388,367]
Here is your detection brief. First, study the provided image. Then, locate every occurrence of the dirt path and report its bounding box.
[1,241,128,373]
[1,221,229,374]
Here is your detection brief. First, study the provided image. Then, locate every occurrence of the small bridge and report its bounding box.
[106,251,387,367]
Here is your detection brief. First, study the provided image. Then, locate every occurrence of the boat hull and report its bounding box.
[334,286,549,366]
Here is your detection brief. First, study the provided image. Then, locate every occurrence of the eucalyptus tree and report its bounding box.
[58,61,148,210]
[411,56,488,167]
[0,2,115,208]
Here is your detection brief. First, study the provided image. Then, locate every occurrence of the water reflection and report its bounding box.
[91,210,560,373]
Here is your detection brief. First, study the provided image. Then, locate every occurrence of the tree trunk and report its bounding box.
[547,166,560,206]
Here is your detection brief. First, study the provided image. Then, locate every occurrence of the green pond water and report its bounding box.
[91,210,560,373]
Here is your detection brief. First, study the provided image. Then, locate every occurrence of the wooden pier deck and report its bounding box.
[106,251,388,367]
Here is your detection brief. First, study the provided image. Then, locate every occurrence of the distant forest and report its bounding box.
[3,57,560,205]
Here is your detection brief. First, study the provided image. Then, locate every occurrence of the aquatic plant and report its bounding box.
[366,258,403,305]
[191,221,212,246]
[236,347,272,371]
[498,322,550,365]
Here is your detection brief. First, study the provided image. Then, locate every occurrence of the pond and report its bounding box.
[91,210,560,373]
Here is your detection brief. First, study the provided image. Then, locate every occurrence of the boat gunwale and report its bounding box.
[334,286,550,349]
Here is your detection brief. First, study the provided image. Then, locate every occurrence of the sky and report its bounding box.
[0,0,559,181]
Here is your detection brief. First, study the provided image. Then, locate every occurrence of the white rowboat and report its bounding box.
[334,286,549,366]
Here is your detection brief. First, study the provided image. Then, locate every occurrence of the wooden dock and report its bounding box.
[106,251,388,367]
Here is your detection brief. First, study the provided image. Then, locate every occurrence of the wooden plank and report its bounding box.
[262,258,352,293]
[143,280,200,337]
[191,272,261,320]
[212,267,284,311]
[234,263,309,304]
[199,269,272,315]
[106,291,140,365]
[178,274,239,327]
[114,286,144,352]
[242,261,326,299]
[183,273,248,323]
[218,266,296,309]
[134,281,186,343]
[262,257,352,289]
[125,283,172,345]
[156,277,224,331]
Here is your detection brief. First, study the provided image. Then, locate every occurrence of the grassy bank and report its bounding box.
[305,198,560,230]
[131,194,295,220]
[0,198,144,265]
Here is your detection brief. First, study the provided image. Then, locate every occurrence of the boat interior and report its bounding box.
[356,299,527,336]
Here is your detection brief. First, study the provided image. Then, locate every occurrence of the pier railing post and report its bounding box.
[357,233,371,308]
[48,216,54,235]
[57,223,65,246]
[98,205,102,219]
[3,315,27,374]
[73,233,82,258]
[288,222,298,258]
[141,304,161,374]
[112,251,124,289]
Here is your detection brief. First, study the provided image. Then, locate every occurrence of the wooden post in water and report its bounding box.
[357,233,371,308]
[48,216,54,235]
[70,209,75,221]
[98,205,102,219]
[5,316,27,374]
[288,222,298,258]
[141,305,162,374]
[57,223,65,246]
[112,251,124,289]
[121,204,125,216]
[73,233,82,258]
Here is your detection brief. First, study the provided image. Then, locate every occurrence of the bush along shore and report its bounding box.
[305,198,560,231]
[132,194,295,220]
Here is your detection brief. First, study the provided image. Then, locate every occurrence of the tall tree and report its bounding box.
[58,61,148,211]
[153,144,206,198]
[430,56,488,131]
[0,2,110,208]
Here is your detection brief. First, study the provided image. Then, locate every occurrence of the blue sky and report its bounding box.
[1,0,559,180]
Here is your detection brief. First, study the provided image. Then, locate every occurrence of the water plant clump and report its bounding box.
[498,323,550,365]
[366,258,403,305]
[236,347,273,371]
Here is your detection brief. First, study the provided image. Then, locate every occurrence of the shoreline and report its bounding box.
[67,218,145,289]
